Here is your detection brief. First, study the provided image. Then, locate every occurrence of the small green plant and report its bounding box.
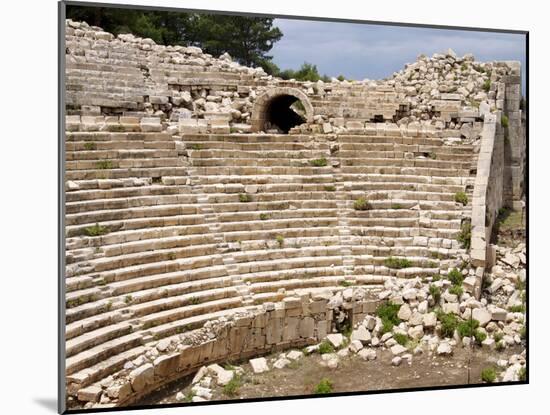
[458,220,472,249]
[437,310,458,338]
[183,390,195,402]
[482,79,491,92]
[84,142,96,150]
[449,285,464,296]
[393,333,409,346]
[318,341,335,354]
[376,302,401,334]
[508,304,525,313]
[239,194,252,203]
[275,234,285,248]
[259,213,269,220]
[457,319,480,338]
[124,294,133,304]
[105,301,113,311]
[223,373,242,396]
[432,274,441,282]
[495,341,506,351]
[518,367,526,382]
[188,296,200,305]
[168,252,176,260]
[493,332,504,342]
[324,185,336,192]
[428,152,437,160]
[519,325,526,340]
[501,114,509,128]
[83,223,109,237]
[337,74,346,81]
[96,160,113,169]
[481,367,496,383]
[338,280,353,287]
[189,143,202,150]
[384,257,412,269]
[429,284,441,304]
[474,329,487,344]
[314,378,333,394]
[309,157,328,167]
[448,268,464,286]
[454,191,468,206]
[391,203,404,209]
[353,197,372,211]
[461,63,468,71]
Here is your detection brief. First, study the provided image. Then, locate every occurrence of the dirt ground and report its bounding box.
[139,345,522,405]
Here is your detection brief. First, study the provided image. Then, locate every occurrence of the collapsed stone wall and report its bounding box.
[72,289,379,406]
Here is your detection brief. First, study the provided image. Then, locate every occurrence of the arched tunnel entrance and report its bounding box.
[251,87,314,133]
[264,95,306,133]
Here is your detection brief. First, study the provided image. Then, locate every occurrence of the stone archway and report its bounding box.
[250,87,314,133]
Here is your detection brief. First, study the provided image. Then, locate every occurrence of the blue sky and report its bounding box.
[270,19,526,92]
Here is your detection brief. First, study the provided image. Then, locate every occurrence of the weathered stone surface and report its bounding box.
[326,333,344,348]
[249,357,269,374]
[129,364,154,392]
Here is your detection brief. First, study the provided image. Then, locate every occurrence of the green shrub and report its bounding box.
[482,79,491,92]
[309,157,328,167]
[508,304,525,313]
[481,367,496,383]
[223,373,242,396]
[458,220,472,249]
[353,197,372,211]
[96,160,113,169]
[275,234,285,248]
[393,333,409,346]
[474,329,487,344]
[324,185,336,192]
[449,285,464,296]
[454,191,468,206]
[437,310,458,338]
[384,257,412,269]
[376,302,401,333]
[501,115,509,128]
[457,319,480,338]
[239,194,252,203]
[337,75,346,82]
[429,285,441,304]
[314,378,333,394]
[259,213,269,220]
[318,341,335,354]
[493,332,504,342]
[338,280,353,287]
[83,223,109,237]
[448,268,464,286]
[84,142,96,150]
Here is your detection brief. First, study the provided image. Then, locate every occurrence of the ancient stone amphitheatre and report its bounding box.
[63,19,527,410]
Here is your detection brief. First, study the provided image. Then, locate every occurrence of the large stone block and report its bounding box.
[129,364,154,392]
[154,354,179,377]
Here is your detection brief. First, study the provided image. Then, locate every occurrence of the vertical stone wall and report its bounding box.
[501,62,525,208]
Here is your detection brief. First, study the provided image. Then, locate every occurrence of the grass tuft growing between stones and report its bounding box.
[309,157,328,167]
[393,333,409,346]
[457,220,472,249]
[457,319,479,338]
[223,373,242,396]
[318,341,335,354]
[83,223,109,237]
[454,191,468,206]
[376,302,401,334]
[436,310,458,338]
[481,367,496,383]
[501,114,509,129]
[429,285,441,304]
[384,257,412,269]
[238,193,252,203]
[314,378,333,394]
[448,268,464,286]
[96,160,113,169]
[353,197,372,211]
[84,142,96,150]
[275,234,285,248]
